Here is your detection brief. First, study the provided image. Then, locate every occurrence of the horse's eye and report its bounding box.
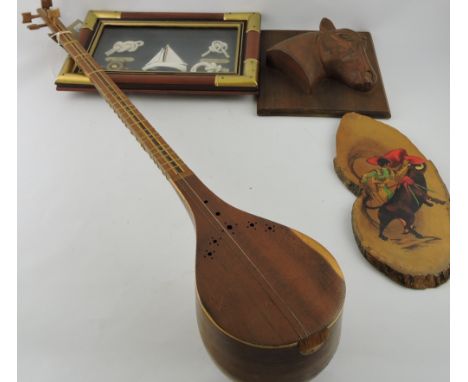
[338,33,353,41]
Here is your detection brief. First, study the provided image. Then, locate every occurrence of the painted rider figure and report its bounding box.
[361,149,424,208]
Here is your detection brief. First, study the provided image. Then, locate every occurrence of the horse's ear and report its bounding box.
[320,18,336,32]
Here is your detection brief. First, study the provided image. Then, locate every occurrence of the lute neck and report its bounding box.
[53,21,193,184]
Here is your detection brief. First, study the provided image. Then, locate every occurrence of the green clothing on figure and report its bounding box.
[361,167,396,205]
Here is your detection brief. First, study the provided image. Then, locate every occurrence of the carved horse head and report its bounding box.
[317,18,377,91]
[267,18,378,93]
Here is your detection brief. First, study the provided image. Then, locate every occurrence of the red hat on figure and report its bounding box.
[367,148,425,167]
[404,155,426,165]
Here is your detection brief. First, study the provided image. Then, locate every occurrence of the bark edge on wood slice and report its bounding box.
[334,113,449,289]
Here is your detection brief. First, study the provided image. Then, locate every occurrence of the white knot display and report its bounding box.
[105,40,145,56]
[190,62,228,73]
[201,40,229,58]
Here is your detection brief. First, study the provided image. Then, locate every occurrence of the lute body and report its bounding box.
[24,3,345,380]
[179,174,345,381]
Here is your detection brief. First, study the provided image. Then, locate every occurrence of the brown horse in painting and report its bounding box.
[267,18,378,93]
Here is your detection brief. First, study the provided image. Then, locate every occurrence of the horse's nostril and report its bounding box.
[364,70,375,84]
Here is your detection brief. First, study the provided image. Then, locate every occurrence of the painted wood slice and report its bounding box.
[334,113,449,289]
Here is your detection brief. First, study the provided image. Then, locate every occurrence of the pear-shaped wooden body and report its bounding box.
[334,113,449,289]
[173,174,345,381]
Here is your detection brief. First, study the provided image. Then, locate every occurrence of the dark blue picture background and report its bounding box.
[91,26,240,73]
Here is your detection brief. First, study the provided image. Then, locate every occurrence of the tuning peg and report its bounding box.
[22,12,40,24]
[27,23,47,30]
[41,0,53,9]
[48,9,61,19]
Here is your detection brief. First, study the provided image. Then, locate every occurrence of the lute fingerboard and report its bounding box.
[54,22,192,182]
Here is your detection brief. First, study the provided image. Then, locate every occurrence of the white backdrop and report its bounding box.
[18,1,449,381]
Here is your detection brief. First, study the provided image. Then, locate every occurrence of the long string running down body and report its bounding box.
[55,26,311,340]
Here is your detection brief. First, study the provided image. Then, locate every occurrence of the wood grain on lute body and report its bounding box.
[23,2,345,380]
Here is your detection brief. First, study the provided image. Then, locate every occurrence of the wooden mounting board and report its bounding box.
[257,30,390,118]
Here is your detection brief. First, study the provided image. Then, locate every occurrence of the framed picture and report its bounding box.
[56,11,261,95]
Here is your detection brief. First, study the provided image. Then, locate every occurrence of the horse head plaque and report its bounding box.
[257,18,390,118]
[267,18,378,94]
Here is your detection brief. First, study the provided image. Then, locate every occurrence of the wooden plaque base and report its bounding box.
[257,30,391,118]
[334,113,449,289]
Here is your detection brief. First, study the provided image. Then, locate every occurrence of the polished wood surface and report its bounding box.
[174,174,345,347]
[197,299,343,382]
[257,30,390,118]
[177,173,345,380]
[24,3,346,380]
[334,113,449,289]
[245,30,260,59]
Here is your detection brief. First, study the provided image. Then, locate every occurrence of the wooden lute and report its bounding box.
[23,2,345,381]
